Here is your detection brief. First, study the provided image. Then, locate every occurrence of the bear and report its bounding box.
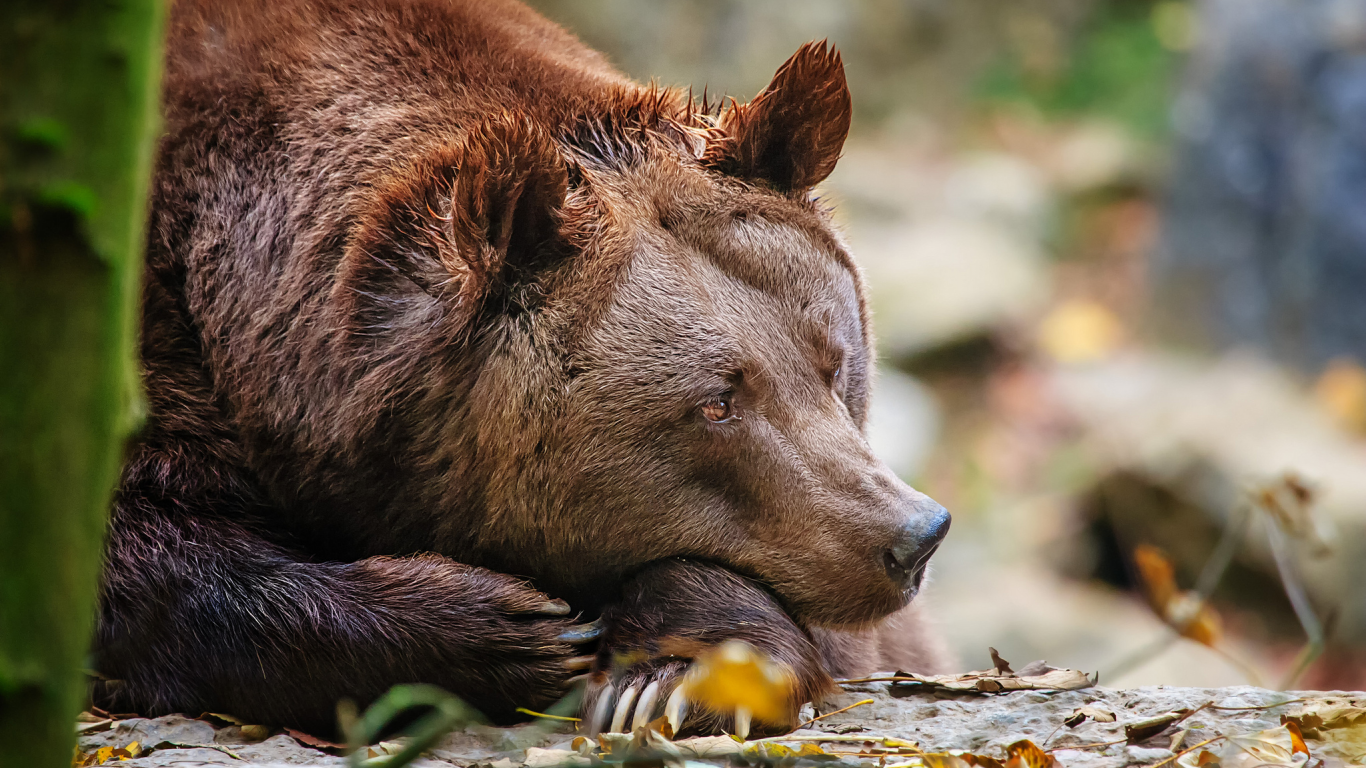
[91,0,952,738]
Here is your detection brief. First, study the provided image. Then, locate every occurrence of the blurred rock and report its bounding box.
[1045,120,1148,195]
[867,366,941,481]
[855,218,1052,359]
[942,152,1055,239]
[1154,0,1366,372]
[1049,351,1366,641]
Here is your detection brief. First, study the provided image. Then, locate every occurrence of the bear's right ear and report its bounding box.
[702,41,852,193]
[344,115,570,326]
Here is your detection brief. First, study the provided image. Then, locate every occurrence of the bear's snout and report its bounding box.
[882,497,951,590]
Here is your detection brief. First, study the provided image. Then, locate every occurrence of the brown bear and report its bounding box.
[92,0,951,738]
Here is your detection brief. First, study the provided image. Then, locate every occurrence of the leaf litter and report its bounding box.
[70,647,1366,768]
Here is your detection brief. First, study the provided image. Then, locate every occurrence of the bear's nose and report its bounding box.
[884,501,951,585]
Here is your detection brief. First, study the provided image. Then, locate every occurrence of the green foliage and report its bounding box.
[976,1,1185,137]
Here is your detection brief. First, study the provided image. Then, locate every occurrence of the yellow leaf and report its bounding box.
[1314,357,1366,434]
[1037,300,1123,363]
[681,640,796,725]
[1004,739,1056,768]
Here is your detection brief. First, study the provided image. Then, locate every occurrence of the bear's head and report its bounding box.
[346,42,949,628]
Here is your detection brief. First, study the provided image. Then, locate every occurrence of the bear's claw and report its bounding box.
[632,680,661,731]
[663,684,688,734]
[586,682,616,736]
[609,684,638,733]
[557,619,603,643]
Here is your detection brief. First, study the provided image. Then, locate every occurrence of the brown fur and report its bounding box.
[93,0,950,735]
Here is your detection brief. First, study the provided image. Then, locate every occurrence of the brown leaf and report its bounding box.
[990,648,1014,675]
[1125,709,1193,744]
[1065,706,1117,728]
[886,664,1093,696]
[1016,661,1053,677]
[286,727,347,752]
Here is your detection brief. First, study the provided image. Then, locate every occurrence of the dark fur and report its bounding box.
[94,0,949,735]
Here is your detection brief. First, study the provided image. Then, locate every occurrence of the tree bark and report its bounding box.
[0,1,165,765]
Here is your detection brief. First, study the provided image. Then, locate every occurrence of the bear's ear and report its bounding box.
[344,114,570,328]
[703,41,852,193]
[439,115,570,304]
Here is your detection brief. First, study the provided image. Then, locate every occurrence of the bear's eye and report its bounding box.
[701,395,738,424]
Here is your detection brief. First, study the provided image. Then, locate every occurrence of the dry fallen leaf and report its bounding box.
[1178,724,1310,768]
[1064,705,1117,728]
[989,648,1014,675]
[1283,702,1366,762]
[1125,709,1194,744]
[1132,545,1222,647]
[886,662,1094,696]
[75,741,142,767]
[524,747,592,768]
[1005,739,1056,768]
[675,735,744,759]
[285,727,346,752]
[681,640,797,725]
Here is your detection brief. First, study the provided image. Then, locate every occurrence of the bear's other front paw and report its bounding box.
[581,559,833,738]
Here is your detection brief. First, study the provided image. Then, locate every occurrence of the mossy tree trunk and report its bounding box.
[0,1,165,765]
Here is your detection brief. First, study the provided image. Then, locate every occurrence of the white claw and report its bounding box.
[587,683,615,736]
[734,706,751,741]
[609,684,638,734]
[664,685,689,735]
[631,680,661,732]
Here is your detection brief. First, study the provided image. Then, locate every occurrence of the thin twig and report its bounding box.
[797,699,875,729]
[1046,738,1128,753]
[1266,523,1325,689]
[1207,698,1306,711]
[834,676,920,685]
[1143,735,1227,768]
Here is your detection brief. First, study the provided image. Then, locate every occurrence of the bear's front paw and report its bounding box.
[580,559,832,738]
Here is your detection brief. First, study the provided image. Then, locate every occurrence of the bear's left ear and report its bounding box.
[343,114,571,328]
[703,41,852,193]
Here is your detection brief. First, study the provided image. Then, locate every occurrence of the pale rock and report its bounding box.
[867,365,940,480]
[856,218,1051,358]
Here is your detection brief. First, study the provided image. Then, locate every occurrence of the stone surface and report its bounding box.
[80,684,1363,767]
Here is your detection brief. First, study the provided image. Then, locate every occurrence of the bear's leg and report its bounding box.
[94,483,595,735]
[581,559,833,738]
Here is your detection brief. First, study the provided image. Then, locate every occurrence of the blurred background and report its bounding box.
[528,0,1366,691]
